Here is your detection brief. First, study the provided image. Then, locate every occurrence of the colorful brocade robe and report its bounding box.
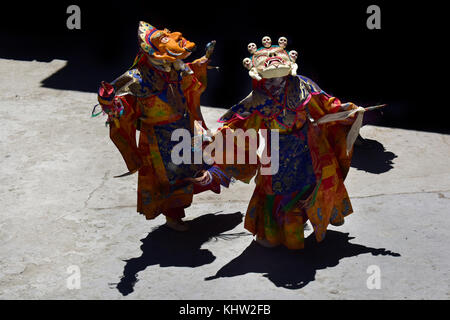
[100,54,210,219]
[217,75,359,249]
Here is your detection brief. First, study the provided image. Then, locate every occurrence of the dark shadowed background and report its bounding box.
[0,0,446,132]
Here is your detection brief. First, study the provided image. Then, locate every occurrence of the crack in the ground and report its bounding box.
[353,189,450,199]
[83,170,110,210]
[90,205,136,211]
[53,170,111,221]
[88,189,450,212]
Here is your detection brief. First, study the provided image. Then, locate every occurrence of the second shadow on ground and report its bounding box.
[205,230,401,290]
[116,212,244,296]
[351,137,398,174]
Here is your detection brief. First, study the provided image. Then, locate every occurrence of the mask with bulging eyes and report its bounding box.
[138,21,196,63]
[251,46,293,79]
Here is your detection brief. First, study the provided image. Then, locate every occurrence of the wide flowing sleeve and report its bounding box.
[97,80,143,175]
[306,90,361,180]
[203,107,263,186]
[183,57,209,127]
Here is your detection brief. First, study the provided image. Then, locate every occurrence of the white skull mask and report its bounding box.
[252,46,292,79]
[289,50,298,62]
[242,58,252,70]
[262,36,272,48]
[247,43,257,54]
[278,37,288,48]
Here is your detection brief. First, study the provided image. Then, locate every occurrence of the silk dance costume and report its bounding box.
[208,36,366,249]
[95,21,217,230]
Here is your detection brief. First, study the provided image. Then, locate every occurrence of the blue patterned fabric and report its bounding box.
[270,123,316,194]
[153,115,208,187]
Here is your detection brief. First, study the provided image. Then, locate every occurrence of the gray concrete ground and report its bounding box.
[0,58,449,299]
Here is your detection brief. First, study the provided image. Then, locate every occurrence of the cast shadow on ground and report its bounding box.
[115,212,244,296]
[351,137,398,174]
[205,230,400,290]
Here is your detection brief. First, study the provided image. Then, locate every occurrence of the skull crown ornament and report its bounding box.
[242,57,252,70]
[262,36,272,48]
[243,36,299,80]
[247,43,257,54]
[289,50,298,62]
[278,37,288,48]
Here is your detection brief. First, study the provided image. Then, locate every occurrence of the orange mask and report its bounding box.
[138,21,196,62]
